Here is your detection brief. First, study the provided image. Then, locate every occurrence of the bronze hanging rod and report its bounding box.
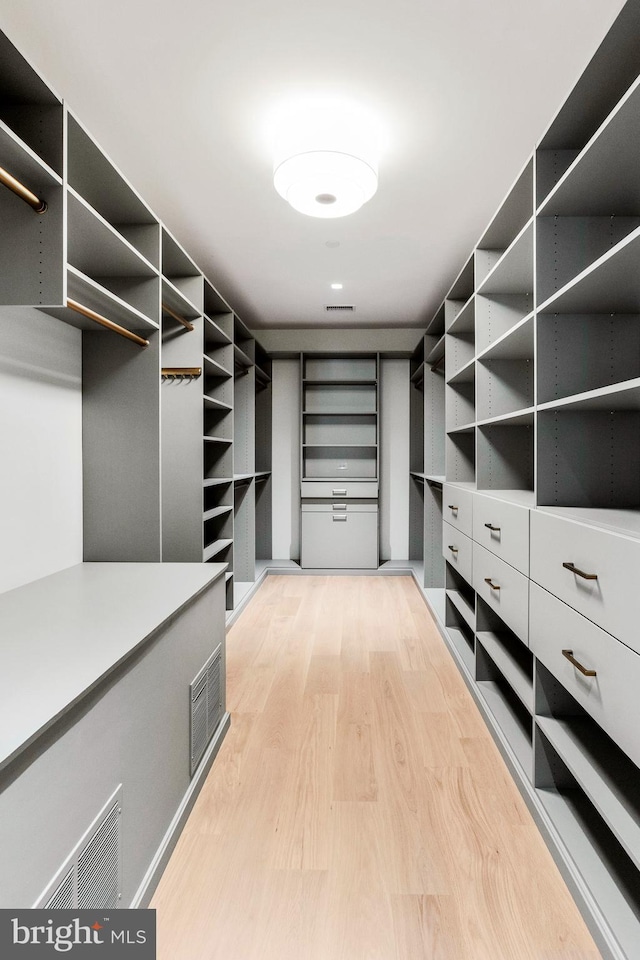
[67,298,149,347]
[0,164,47,213]
[162,302,194,331]
[162,367,202,380]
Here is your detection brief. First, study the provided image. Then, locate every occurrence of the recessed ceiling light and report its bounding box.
[331,283,343,290]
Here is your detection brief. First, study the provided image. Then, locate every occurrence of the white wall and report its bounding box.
[271,359,300,560]
[0,309,83,593]
[379,359,410,560]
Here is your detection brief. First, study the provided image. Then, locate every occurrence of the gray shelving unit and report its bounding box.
[300,353,379,569]
[408,5,640,955]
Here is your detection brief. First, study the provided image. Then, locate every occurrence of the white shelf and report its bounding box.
[67,187,157,278]
[534,506,640,541]
[43,265,159,333]
[203,394,232,412]
[203,477,233,488]
[445,588,475,630]
[476,489,535,507]
[162,276,201,319]
[476,631,533,713]
[537,716,640,872]
[446,294,475,334]
[538,226,640,314]
[476,679,532,775]
[447,357,476,385]
[203,505,233,521]
[446,625,475,675]
[475,313,534,362]
[539,74,640,218]
[204,314,232,345]
[476,408,535,428]
[0,117,62,190]
[536,788,640,960]
[203,354,233,379]
[203,436,232,444]
[537,378,640,413]
[203,538,233,561]
[477,220,534,296]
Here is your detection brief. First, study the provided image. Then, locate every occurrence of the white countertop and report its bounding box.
[0,562,227,772]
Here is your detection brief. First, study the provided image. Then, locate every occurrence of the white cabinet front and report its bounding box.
[301,508,378,569]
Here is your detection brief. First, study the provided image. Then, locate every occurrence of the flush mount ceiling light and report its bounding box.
[273,100,379,219]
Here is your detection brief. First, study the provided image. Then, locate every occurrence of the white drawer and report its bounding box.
[301,510,378,568]
[473,541,529,642]
[442,484,473,538]
[530,509,640,655]
[442,521,473,586]
[472,494,530,575]
[300,481,378,499]
[301,500,377,513]
[530,582,640,770]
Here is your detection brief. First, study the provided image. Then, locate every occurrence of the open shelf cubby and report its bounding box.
[476,596,533,714]
[535,715,640,960]
[475,159,533,287]
[67,113,159,268]
[476,415,534,492]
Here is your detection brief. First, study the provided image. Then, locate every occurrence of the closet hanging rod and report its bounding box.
[162,367,202,380]
[67,299,149,347]
[162,302,194,331]
[0,164,47,213]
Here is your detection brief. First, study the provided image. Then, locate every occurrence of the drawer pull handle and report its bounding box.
[333,515,347,522]
[448,504,459,512]
[563,562,598,581]
[448,545,459,554]
[484,523,501,532]
[562,649,596,677]
[332,488,347,496]
[332,504,347,511]
[484,578,500,591]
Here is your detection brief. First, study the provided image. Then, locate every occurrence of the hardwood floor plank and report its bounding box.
[151,575,601,959]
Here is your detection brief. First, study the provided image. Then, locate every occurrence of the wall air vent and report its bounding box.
[190,643,223,775]
[35,786,123,909]
[325,305,355,312]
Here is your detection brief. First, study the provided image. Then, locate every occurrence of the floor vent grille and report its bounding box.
[190,643,223,775]
[35,786,123,909]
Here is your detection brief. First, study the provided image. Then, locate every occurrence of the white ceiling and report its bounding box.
[0,0,626,329]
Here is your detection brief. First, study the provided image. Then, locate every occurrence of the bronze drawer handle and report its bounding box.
[332,515,347,522]
[448,545,459,554]
[484,523,501,532]
[448,504,459,511]
[484,578,500,590]
[332,488,347,496]
[563,562,598,581]
[562,649,596,677]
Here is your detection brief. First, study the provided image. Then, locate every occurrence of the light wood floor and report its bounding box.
[151,575,600,959]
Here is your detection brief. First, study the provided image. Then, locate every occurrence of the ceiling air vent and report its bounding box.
[325,305,355,312]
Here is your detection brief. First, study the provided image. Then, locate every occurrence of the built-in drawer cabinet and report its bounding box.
[301,504,378,568]
[442,483,473,538]
[473,541,529,643]
[472,494,530,576]
[442,521,473,585]
[530,509,640,656]
[530,582,640,770]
